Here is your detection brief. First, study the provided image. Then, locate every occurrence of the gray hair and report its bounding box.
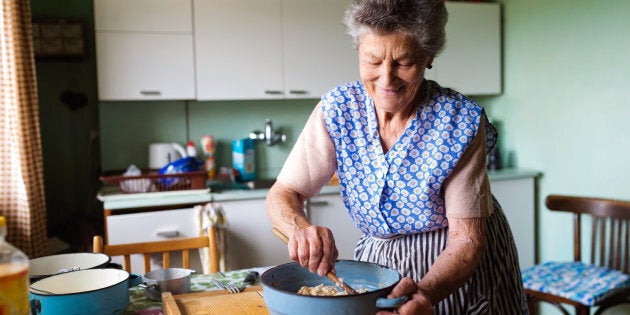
[343,0,448,56]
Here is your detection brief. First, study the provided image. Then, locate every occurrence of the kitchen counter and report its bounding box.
[98,168,539,211]
[98,168,541,270]
[487,168,542,181]
[97,183,341,211]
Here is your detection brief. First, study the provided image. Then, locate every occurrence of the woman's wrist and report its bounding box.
[413,288,433,309]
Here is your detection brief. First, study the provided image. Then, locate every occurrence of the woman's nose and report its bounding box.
[379,62,396,84]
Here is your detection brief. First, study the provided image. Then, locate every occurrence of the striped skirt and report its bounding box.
[354,197,529,314]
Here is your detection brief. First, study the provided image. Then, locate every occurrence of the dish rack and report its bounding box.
[99,170,207,194]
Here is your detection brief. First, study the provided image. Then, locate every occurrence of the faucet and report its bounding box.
[249,119,287,146]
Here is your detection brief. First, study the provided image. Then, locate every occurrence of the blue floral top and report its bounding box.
[321,80,495,238]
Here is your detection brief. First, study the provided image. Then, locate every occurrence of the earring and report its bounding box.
[427,64,433,69]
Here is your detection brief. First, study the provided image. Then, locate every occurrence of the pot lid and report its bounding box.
[29,252,110,277]
[30,269,129,295]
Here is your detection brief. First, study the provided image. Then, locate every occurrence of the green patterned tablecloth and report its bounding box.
[125,267,270,315]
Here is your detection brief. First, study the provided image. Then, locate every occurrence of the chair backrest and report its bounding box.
[93,226,219,274]
[546,194,630,274]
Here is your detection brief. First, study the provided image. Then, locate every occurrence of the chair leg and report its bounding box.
[526,295,538,315]
[575,306,590,315]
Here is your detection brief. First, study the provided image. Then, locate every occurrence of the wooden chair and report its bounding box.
[93,226,220,274]
[522,195,630,315]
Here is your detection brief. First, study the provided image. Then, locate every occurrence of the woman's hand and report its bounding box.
[288,225,339,276]
[376,278,432,315]
[266,182,339,276]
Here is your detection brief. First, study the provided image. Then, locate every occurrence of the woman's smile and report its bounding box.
[358,32,432,113]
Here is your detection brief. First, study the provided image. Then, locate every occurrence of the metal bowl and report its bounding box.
[142,268,195,301]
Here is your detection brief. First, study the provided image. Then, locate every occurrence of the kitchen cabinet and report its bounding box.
[193,0,358,100]
[98,188,213,274]
[489,170,540,270]
[220,198,288,270]
[94,0,196,100]
[307,193,362,260]
[425,2,502,95]
[93,1,499,101]
[281,0,358,99]
[106,207,204,273]
[219,191,361,269]
[98,169,537,273]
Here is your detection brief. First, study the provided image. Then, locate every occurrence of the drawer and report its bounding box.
[107,208,199,244]
[106,208,203,273]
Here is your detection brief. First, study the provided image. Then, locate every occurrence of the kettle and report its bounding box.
[148,142,187,169]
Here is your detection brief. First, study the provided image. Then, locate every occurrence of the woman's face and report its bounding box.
[358,32,433,113]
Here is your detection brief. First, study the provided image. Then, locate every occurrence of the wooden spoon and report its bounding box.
[272,227,358,295]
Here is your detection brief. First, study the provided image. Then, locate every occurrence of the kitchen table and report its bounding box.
[126,266,271,315]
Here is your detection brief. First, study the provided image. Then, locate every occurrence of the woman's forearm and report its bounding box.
[266,182,310,235]
[417,217,487,305]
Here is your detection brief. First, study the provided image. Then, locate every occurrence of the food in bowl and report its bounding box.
[297,284,368,296]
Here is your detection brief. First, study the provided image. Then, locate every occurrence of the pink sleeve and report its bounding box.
[276,102,337,198]
[443,122,494,219]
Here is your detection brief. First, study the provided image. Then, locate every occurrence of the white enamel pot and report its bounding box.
[29,269,142,315]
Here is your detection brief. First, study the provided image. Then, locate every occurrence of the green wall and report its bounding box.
[483,0,630,259]
[99,99,317,178]
[480,1,630,313]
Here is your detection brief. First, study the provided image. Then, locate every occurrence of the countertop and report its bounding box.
[98,168,541,211]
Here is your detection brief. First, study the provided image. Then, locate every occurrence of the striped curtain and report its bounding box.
[0,0,47,258]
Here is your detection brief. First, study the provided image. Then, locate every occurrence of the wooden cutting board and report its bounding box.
[161,286,269,315]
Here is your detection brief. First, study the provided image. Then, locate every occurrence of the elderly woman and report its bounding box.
[267,0,528,314]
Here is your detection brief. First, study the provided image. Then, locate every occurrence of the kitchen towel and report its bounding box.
[195,202,228,273]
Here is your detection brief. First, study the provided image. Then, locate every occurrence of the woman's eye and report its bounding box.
[395,61,414,68]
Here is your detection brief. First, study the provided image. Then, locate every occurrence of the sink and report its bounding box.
[207,178,276,192]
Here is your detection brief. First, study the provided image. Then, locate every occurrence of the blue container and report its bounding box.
[29,269,141,315]
[261,260,407,315]
[232,138,255,182]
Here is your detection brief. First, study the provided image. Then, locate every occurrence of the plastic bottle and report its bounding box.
[200,135,216,179]
[0,216,30,315]
[186,140,198,158]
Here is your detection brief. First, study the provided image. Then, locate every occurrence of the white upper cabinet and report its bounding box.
[194,0,284,100]
[281,0,358,99]
[425,2,502,95]
[94,0,192,32]
[94,0,196,100]
[194,0,358,100]
[94,1,500,101]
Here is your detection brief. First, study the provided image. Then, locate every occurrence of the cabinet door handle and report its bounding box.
[156,230,180,238]
[264,90,283,95]
[140,90,162,96]
[308,200,329,207]
[288,90,308,95]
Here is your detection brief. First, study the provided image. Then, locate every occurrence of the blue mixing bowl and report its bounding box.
[261,260,407,315]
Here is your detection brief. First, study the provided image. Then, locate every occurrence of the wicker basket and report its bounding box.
[100,170,207,193]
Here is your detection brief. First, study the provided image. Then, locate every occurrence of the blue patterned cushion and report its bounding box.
[522,261,630,306]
